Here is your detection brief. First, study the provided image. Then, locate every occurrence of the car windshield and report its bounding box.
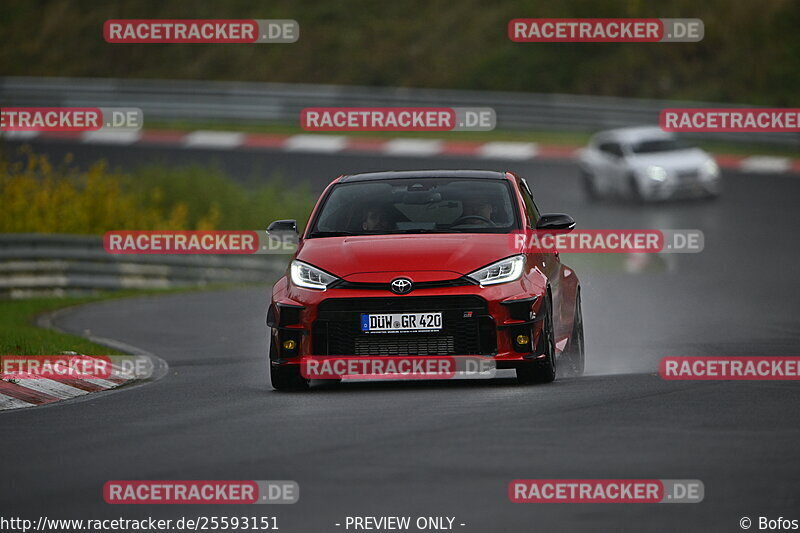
[630,138,693,153]
[308,178,519,237]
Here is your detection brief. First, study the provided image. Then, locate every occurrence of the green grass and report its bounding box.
[1,295,131,356]
[128,163,317,231]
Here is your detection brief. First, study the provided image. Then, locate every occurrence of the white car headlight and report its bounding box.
[467,255,525,286]
[646,165,668,182]
[290,260,338,290]
[702,159,720,177]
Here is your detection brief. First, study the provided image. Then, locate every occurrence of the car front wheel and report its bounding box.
[516,298,556,384]
[628,173,646,203]
[560,290,585,378]
[270,364,309,391]
[581,168,600,201]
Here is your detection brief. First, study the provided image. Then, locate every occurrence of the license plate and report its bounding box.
[360,312,443,333]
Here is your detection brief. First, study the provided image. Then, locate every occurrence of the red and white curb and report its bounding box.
[0,354,152,410]
[2,129,799,174]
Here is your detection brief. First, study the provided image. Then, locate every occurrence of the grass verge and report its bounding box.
[1,295,127,356]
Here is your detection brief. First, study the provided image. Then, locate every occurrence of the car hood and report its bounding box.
[627,148,711,171]
[295,233,520,279]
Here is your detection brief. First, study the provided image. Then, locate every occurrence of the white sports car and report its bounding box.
[577,126,721,201]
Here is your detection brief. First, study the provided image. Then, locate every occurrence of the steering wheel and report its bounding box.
[451,215,494,226]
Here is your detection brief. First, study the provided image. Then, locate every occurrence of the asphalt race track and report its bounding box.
[2,138,800,531]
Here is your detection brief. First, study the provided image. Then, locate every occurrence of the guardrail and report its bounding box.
[0,234,287,298]
[1,76,796,147]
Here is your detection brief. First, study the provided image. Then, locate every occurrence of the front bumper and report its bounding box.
[268,282,548,367]
[641,171,721,200]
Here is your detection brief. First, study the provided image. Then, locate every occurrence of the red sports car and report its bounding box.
[266,170,585,390]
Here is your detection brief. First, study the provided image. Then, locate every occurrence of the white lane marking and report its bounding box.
[183,130,245,149]
[0,130,41,140]
[478,142,538,160]
[13,379,90,400]
[0,393,36,410]
[383,139,443,156]
[82,130,141,145]
[284,134,347,152]
[740,156,791,173]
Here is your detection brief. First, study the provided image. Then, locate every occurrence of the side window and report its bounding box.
[519,178,540,227]
[598,142,624,158]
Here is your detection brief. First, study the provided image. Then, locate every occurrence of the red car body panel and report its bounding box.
[268,171,580,372]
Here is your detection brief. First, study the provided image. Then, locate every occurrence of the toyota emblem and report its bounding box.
[390,278,413,294]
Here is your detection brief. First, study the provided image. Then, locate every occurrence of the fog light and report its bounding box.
[283,340,297,350]
[516,335,530,345]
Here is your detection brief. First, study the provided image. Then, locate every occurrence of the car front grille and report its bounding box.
[353,335,456,356]
[312,296,496,356]
[676,169,700,181]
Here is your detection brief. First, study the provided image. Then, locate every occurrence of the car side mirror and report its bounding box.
[536,213,576,231]
[267,219,298,234]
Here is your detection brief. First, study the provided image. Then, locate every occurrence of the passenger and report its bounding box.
[362,206,393,231]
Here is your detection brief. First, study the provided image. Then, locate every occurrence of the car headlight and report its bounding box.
[467,255,525,286]
[702,159,720,177]
[290,260,338,290]
[646,165,668,182]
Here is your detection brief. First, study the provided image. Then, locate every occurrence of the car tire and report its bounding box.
[269,339,309,391]
[516,297,556,384]
[628,173,646,203]
[270,364,309,391]
[560,290,585,378]
[581,168,600,201]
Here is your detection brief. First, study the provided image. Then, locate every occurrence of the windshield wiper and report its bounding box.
[307,231,358,238]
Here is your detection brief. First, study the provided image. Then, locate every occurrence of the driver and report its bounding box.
[362,205,393,231]
[460,197,495,223]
